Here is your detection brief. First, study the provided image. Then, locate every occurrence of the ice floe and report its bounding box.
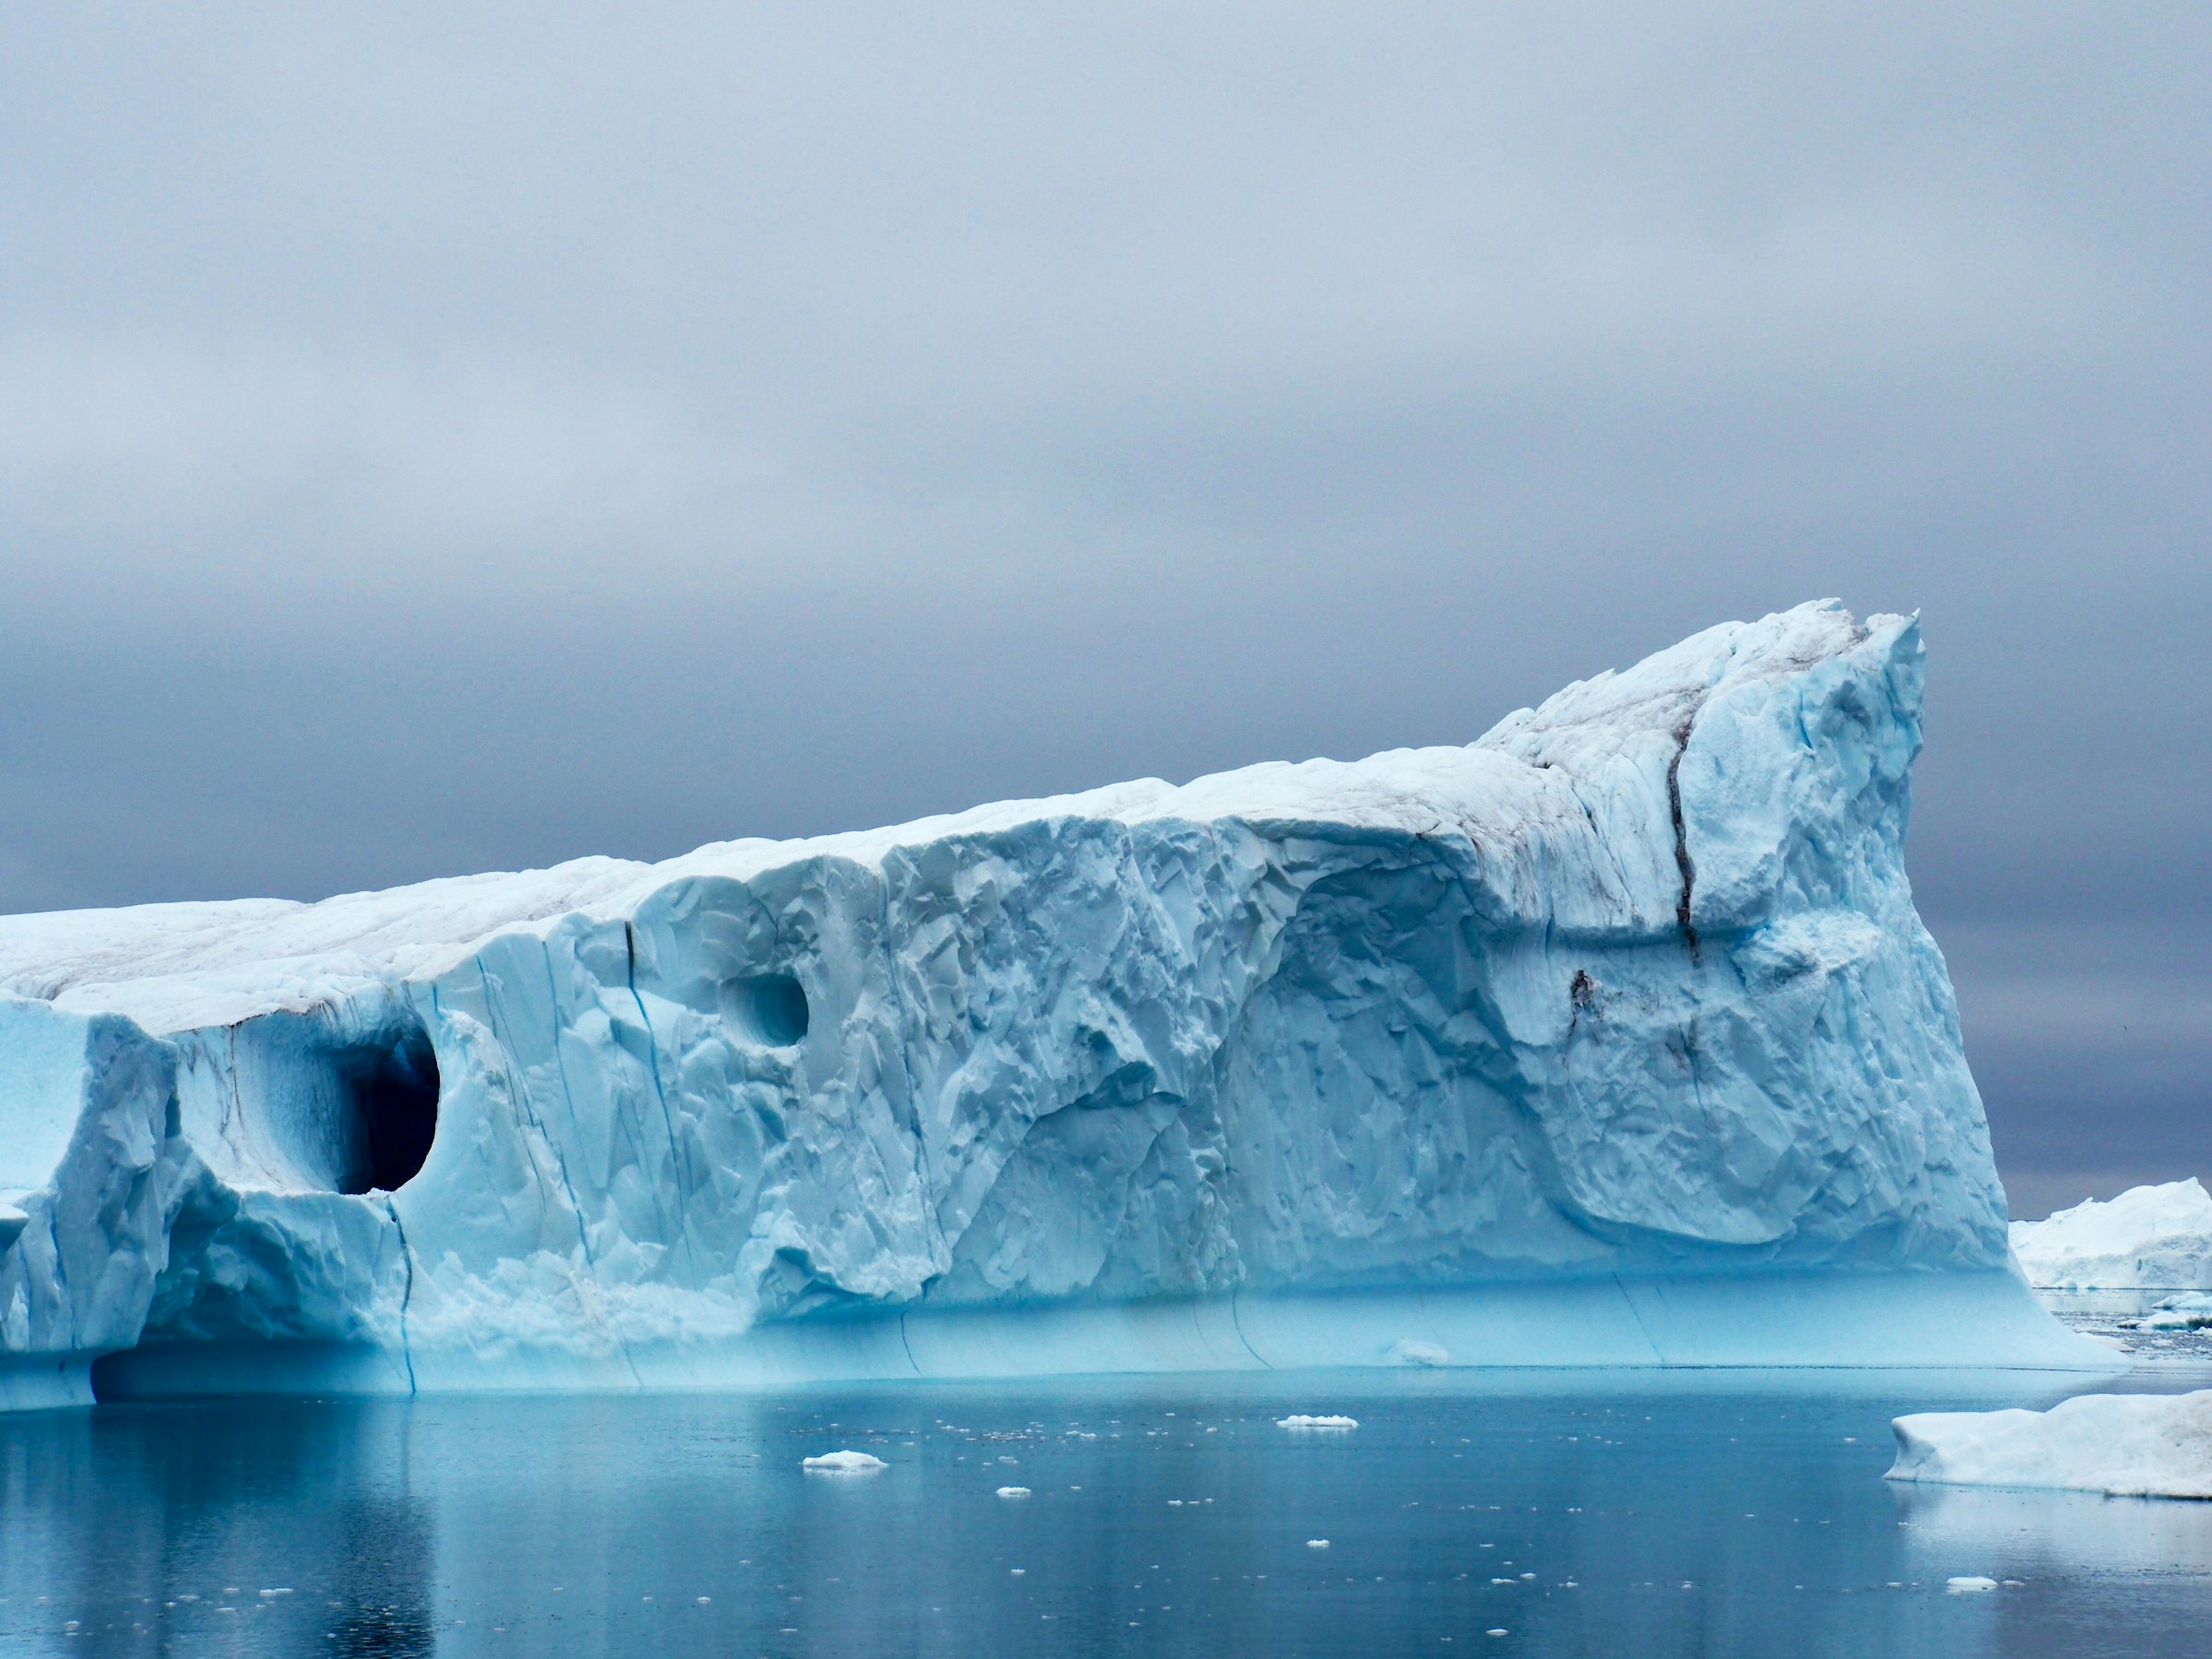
[801,1450,886,1472]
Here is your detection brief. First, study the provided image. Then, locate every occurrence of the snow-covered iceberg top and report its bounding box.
[2010,1180,2212,1291]
[0,601,2109,1407]
[1888,1390,2212,1499]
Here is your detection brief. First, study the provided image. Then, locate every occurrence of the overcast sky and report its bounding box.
[2,4,2205,1213]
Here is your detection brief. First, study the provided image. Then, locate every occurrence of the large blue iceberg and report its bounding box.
[0,602,2111,1407]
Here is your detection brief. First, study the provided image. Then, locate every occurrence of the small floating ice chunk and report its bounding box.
[997,1486,1031,1498]
[802,1450,887,1472]
[2142,1308,2206,1331]
[1306,1539,1330,1549]
[1277,1415,1359,1430]
[1946,1577,1998,1594]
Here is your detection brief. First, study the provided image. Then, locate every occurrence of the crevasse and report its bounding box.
[0,601,2114,1408]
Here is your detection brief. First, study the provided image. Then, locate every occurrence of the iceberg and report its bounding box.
[1888,1391,2212,1498]
[802,1450,886,1473]
[2009,1180,2212,1291]
[0,601,2111,1409]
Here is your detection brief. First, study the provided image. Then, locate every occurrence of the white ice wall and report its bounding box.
[2010,1180,2212,1290]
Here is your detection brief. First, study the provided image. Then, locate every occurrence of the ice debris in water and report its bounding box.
[1306,1539,1330,1549]
[2139,1306,2210,1331]
[1946,1577,1998,1594]
[1888,1391,2212,1498]
[996,1486,1031,1499]
[0,601,2114,1408]
[1278,1415,1359,1430]
[802,1450,886,1473]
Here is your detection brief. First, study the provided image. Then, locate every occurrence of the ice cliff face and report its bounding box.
[0,602,2100,1405]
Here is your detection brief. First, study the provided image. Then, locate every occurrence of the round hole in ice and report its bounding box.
[726,973,810,1046]
[332,1021,441,1194]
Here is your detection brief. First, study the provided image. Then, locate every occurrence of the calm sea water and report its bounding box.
[1,1368,2206,1657]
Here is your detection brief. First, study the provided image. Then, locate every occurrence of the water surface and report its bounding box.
[1,1369,2205,1656]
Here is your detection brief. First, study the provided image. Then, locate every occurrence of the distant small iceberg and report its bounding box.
[2010,1180,2212,1291]
[1277,1415,1358,1430]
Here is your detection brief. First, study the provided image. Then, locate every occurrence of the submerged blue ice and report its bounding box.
[0,603,2111,1406]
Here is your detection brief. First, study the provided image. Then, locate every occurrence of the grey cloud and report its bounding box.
[0,2,2206,1207]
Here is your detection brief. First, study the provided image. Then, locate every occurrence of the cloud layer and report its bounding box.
[2,3,2206,1207]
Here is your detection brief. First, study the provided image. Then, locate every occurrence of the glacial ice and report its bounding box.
[2008,1180,2212,1291]
[0,601,2112,1408]
[1888,1390,2212,1498]
[801,1450,885,1473]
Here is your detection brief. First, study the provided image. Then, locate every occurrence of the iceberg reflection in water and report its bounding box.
[1,1371,2206,1657]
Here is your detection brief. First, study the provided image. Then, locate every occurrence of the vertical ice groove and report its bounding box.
[1666,714,1701,961]
[593,931,680,1252]
[475,959,594,1265]
[620,921,685,1202]
[383,1194,417,1394]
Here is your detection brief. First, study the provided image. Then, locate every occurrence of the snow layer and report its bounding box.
[2009,1181,2212,1290]
[1888,1390,2212,1498]
[0,601,2110,1406]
